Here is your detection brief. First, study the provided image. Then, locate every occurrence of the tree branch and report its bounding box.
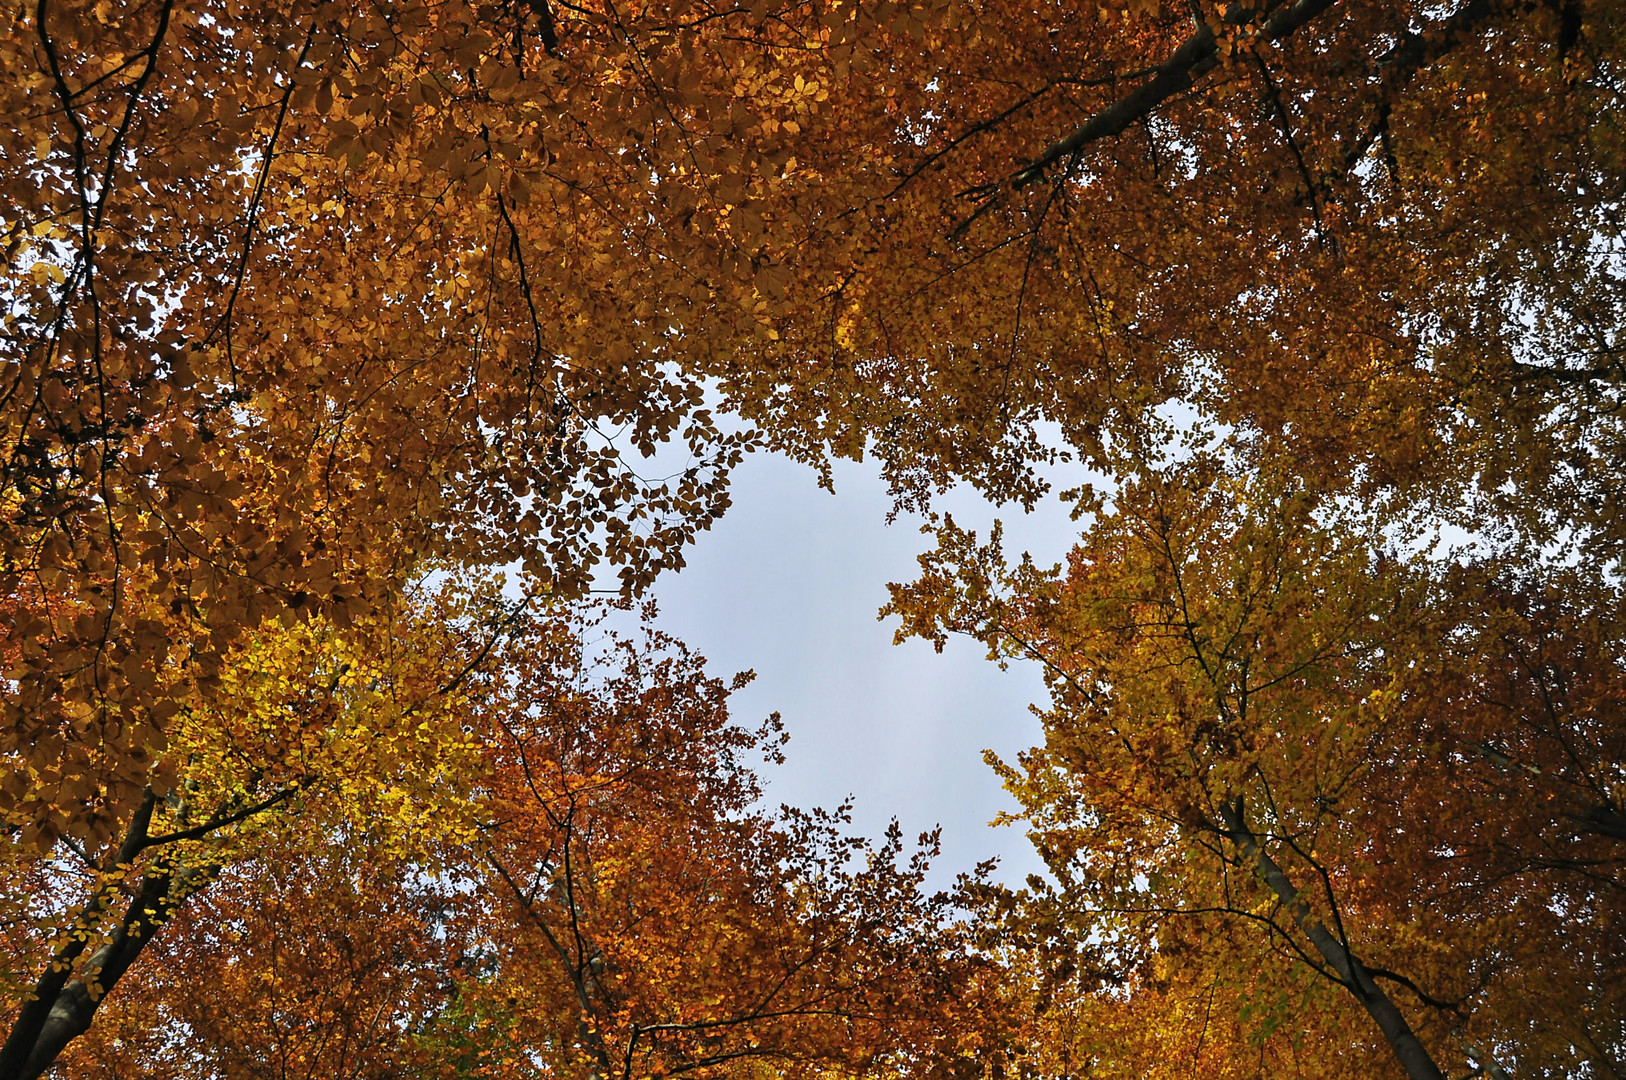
[138,785,302,849]
[0,790,154,1079]
[0,786,219,1080]
[1012,0,1340,187]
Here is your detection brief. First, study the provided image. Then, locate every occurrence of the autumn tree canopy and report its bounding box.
[5,0,1624,1077]
[3,590,1002,1080]
[890,464,1625,1079]
[858,2,1626,1077]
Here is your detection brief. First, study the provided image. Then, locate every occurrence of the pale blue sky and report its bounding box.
[639,450,1091,890]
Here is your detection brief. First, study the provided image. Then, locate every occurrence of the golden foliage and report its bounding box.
[5,0,1625,1076]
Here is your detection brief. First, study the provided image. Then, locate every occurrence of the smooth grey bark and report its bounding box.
[1218,797,1449,1080]
[1463,1041,1515,1080]
[0,778,301,1080]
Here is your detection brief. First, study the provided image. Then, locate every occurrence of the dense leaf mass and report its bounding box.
[889,468,1625,1078]
[4,0,1625,1078]
[4,594,998,1080]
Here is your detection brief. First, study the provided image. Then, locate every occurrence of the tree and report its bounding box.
[459,609,1005,1080]
[0,575,506,1079]
[730,0,1626,562]
[3,0,794,846]
[797,3,1626,1075]
[10,1,1626,1076]
[16,0,1612,852]
[56,823,463,1080]
[887,462,1626,1078]
[2,3,1011,1072]
[17,599,1000,1080]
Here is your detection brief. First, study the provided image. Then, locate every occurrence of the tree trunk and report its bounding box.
[6,867,179,1080]
[0,792,206,1080]
[1218,798,1448,1080]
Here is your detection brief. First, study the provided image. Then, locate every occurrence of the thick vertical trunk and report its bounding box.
[8,867,178,1080]
[1217,798,1448,1080]
[0,792,152,1080]
[0,792,204,1080]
